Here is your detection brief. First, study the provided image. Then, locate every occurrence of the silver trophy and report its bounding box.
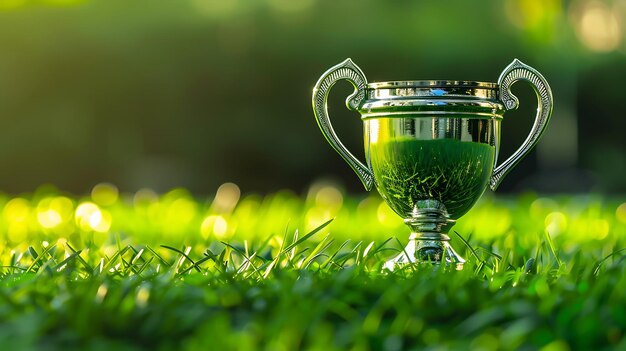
[312,59,553,269]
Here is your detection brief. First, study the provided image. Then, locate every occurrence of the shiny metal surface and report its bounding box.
[365,117,498,220]
[361,79,505,118]
[367,80,498,89]
[366,86,500,102]
[365,117,497,144]
[490,59,553,191]
[312,58,374,191]
[311,58,553,270]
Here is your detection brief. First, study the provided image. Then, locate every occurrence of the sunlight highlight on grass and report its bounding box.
[37,209,62,228]
[0,184,623,350]
[201,215,230,240]
[4,197,30,223]
[544,211,567,236]
[75,202,111,232]
[91,183,119,206]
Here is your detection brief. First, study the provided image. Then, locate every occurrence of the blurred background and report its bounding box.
[0,0,624,196]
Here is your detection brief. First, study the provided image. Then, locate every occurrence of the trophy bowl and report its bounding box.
[312,59,553,270]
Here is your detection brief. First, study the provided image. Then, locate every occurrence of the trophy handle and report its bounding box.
[490,59,553,191]
[312,58,375,191]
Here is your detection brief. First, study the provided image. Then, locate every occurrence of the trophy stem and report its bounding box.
[383,201,466,271]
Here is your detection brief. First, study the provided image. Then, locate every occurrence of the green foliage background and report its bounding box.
[0,0,624,193]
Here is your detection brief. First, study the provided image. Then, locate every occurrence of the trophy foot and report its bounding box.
[383,235,465,271]
[383,200,466,271]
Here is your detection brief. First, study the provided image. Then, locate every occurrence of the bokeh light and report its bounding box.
[75,202,111,233]
[37,209,62,229]
[4,198,30,223]
[505,0,562,30]
[0,183,622,270]
[201,215,230,240]
[211,183,241,214]
[36,196,73,230]
[377,201,398,227]
[134,188,159,207]
[570,0,623,52]
[91,183,119,206]
[617,203,626,224]
[545,211,568,236]
[4,198,31,243]
[315,186,343,212]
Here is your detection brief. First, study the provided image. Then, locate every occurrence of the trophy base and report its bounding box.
[383,233,465,271]
[383,200,466,271]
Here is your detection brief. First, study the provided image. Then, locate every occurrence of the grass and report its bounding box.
[0,183,625,350]
[370,138,495,218]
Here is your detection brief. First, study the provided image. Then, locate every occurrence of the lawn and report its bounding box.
[0,183,624,350]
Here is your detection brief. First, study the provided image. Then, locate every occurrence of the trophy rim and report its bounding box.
[367,80,498,89]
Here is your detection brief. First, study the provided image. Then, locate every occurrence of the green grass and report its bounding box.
[0,183,625,350]
[370,138,495,218]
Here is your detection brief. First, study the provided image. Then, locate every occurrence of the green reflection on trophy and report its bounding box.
[312,58,553,270]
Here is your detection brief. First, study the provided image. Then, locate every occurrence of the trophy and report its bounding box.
[312,59,552,269]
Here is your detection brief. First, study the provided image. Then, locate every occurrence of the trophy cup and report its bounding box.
[312,58,552,269]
